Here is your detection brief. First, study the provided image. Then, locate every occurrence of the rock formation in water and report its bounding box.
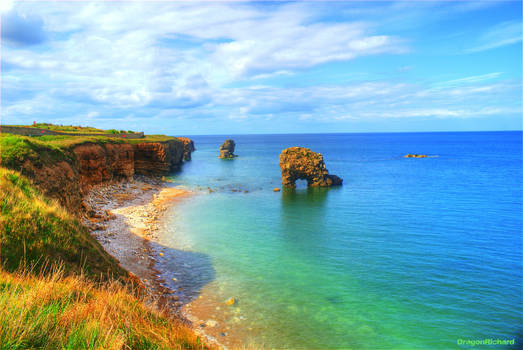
[279,147,343,188]
[219,139,237,159]
[404,154,427,158]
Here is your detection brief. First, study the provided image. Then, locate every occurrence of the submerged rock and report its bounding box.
[404,154,428,158]
[279,147,343,188]
[225,297,237,306]
[219,139,237,159]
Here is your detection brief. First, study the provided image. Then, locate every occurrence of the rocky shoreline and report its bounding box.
[81,176,225,348]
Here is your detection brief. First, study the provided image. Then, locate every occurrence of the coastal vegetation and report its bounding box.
[0,167,123,277]
[6,123,107,133]
[0,127,210,349]
[0,267,206,350]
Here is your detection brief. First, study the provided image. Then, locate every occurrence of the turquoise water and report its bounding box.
[159,132,522,349]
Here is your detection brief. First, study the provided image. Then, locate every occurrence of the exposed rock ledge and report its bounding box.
[279,147,343,188]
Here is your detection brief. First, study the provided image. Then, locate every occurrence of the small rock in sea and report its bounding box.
[273,188,281,192]
[159,252,164,256]
[172,277,177,281]
[244,190,248,193]
[225,297,237,306]
[404,154,428,158]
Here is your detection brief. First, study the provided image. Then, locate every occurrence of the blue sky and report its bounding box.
[1,1,521,135]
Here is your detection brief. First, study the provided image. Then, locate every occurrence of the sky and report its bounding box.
[1,0,521,135]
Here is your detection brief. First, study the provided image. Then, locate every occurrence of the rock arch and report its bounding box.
[279,147,343,188]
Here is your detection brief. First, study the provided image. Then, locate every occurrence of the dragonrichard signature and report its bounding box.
[457,338,516,347]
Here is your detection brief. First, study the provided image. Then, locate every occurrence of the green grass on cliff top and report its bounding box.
[0,133,179,169]
[4,123,135,134]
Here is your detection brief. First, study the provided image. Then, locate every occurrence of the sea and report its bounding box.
[154,131,522,349]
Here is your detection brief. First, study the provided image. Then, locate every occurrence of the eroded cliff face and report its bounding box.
[73,143,134,193]
[20,159,82,210]
[177,137,195,161]
[9,138,191,211]
[133,140,184,175]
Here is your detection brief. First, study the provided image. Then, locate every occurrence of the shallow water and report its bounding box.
[156,132,522,349]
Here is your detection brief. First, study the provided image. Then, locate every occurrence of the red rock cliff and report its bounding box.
[73,143,134,193]
[7,138,191,211]
[133,140,184,175]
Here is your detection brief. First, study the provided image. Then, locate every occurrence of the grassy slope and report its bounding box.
[0,166,209,349]
[0,167,124,278]
[0,268,208,350]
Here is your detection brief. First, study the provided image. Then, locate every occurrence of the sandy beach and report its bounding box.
[82,176,190,307]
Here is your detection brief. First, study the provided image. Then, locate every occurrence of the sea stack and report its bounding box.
[219,139,237,159]
[279,147,342,188]
[404,154,427,158]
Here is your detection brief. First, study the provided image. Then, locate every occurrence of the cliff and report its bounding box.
[178,137,196,161]
[1,134,193,210]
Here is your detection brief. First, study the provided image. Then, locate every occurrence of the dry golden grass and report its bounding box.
[0,266,211,350]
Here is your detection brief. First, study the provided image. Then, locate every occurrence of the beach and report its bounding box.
[83,177,189,303]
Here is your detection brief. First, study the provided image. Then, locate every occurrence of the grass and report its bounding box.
[0,167,125,278]
[0,266,210,350]
[6,123,108,134]
[0,168,211,349]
